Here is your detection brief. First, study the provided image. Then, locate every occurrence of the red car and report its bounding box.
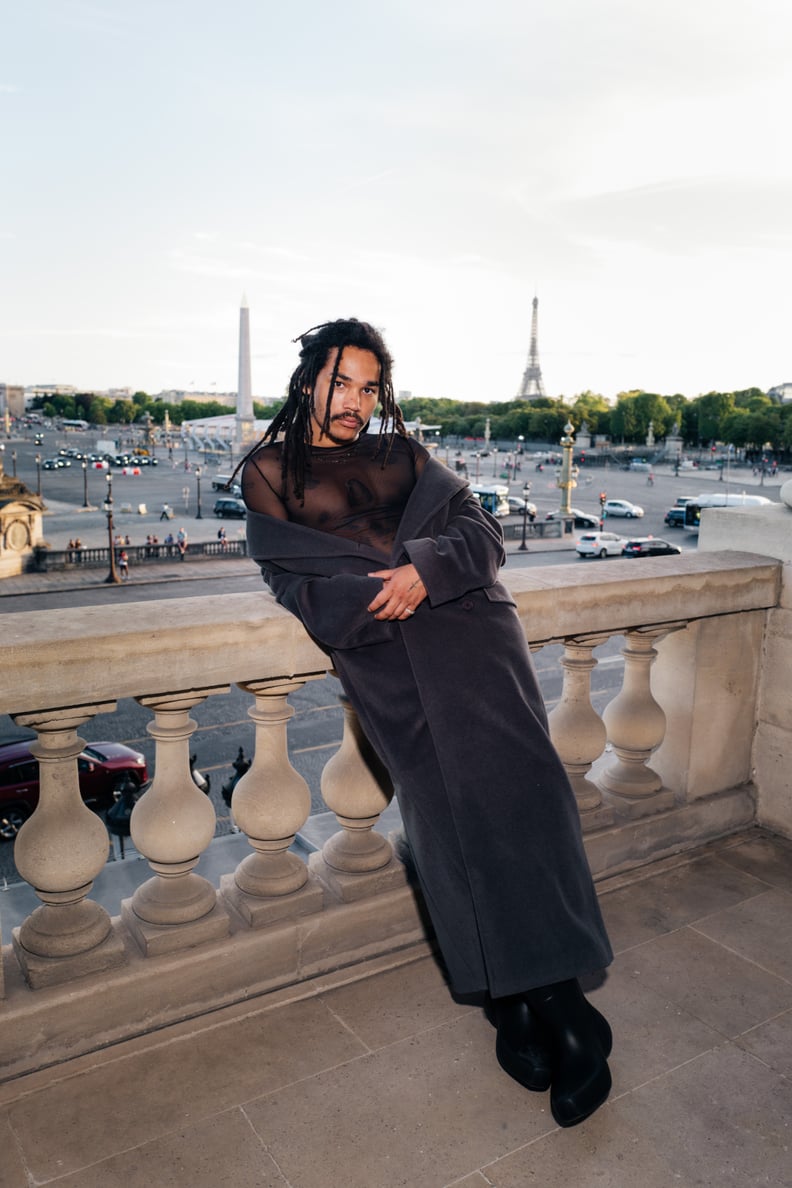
[0,740,148,841]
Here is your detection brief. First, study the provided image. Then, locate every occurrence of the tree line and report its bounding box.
[32,386,792,457]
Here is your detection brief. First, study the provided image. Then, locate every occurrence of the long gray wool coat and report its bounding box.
[246,454,613,998]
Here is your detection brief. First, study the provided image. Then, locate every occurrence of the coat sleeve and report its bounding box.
[262,565,397,650]
[401,492,507,607]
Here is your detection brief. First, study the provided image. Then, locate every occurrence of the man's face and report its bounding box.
[310,346,380,447]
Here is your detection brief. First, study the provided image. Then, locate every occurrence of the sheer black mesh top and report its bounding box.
[242,433,429,558]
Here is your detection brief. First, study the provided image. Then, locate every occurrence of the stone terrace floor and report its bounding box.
[2,827,792,1188]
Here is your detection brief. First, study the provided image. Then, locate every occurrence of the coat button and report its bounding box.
[461,598,474,611]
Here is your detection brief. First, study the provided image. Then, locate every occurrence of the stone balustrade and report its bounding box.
[0,549,783,1080]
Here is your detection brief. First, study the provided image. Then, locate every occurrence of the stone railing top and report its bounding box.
[507,549,781,644]
[1,550,781,715]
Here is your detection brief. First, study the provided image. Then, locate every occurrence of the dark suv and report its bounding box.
[0,740,148,841]
[213,497,247,519]
[622,537,682,558]
[663,507,686,528]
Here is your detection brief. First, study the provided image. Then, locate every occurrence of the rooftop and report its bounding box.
[2,827,791,1187]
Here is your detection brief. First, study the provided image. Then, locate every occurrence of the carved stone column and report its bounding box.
[599,628,676,817]
[310,694,404,901]
[221,677,324,927]
[547,635,614,830]
[11,704,126,989]
[123,688,230,955]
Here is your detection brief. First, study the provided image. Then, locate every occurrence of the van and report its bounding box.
[469,484,510,517]
[211,474,241,496]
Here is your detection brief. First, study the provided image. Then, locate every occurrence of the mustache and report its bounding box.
[331,412,364,427]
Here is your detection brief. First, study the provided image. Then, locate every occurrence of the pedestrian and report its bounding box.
[238,319,613,1128]
[118,549,129,580]
[177,527,187,560]
[217,526,227,551]
[160,503,171,521]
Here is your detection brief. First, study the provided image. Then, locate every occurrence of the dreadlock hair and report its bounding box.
[232,318,406,503]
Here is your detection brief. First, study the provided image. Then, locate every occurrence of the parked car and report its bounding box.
[213,497,247,519]
[663,508,686,528]
[575,531,628,558]
[0,740,148,841]
[507,495,538,518]
[622,537,683,558]
[602,499,644,518]
[547,508,601,530]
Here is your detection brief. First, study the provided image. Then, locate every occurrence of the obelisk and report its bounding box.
[235,296,256,451]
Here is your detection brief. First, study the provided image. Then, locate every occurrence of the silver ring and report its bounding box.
[405,608,415,616]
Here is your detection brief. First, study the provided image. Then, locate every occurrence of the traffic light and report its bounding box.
[599,491,607,507]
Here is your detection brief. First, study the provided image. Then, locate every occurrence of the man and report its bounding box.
[240,319,613,1128]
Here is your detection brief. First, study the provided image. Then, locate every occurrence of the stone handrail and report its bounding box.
[30,538,248,571]
[0,549,782,1079]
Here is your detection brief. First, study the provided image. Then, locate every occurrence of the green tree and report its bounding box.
[695,392,735,443]
[570,391,610,437]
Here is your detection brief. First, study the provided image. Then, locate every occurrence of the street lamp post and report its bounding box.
[103,473,120,585]
[81,460,89,508]
[195,466,203,519]
[557,421,578,518]
[519,481,533,551]
[492,447,499,477]
[35,453,42,496]
[11,449,17,478]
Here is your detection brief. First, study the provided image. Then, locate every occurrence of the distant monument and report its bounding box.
[516,296,547,400]
[235,296,257,452]
[0,456,44,578]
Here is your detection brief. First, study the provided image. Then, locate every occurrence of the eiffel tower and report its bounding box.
[516,296,546,399]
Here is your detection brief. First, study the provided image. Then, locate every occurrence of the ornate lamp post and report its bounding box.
[11,449,17,477]
[195,465,203,519]
[81,460,89,508]
[103,472,120,585]
[557,421,578,516]
[492,447,499,477]
[519,481,533,552]
[35,453,42,496]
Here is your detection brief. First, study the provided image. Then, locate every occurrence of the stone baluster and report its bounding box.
[221,677,324,927]
[311,694,403,901]
[598,627,675,816]
[123,688,230,955]
[547,634,614,829]
[11,704,126,989]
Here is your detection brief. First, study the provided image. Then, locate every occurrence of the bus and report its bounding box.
[61,418,89,431]
[469,483,510,518]
[684,492,773,532]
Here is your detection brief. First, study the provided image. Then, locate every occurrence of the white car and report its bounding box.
[602,499,644,518]
[576,531,628,559]
[507,495,537,518]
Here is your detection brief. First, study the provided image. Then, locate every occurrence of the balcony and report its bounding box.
[2,536,792,1185]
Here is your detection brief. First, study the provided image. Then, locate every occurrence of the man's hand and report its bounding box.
[367,564,427,621]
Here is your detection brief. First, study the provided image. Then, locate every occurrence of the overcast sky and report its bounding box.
[2,0,791,404]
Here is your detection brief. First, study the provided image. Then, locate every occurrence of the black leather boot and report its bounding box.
[523,979,612,1128]
[491,995,553,1092]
